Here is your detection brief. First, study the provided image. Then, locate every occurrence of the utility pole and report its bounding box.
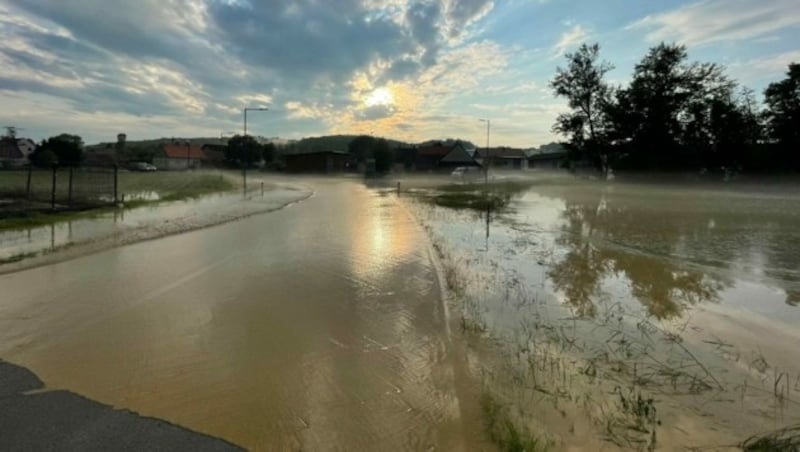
[185,140,191,170]
[479,119,491,185]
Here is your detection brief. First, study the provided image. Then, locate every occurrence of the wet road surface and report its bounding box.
[0,179,484,451]
[0,360,242,451]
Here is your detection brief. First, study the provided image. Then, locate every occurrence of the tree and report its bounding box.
[763,63,800,168]
[348,135,377,163]
[373,138,394,173]
[608,43,732,169]
[550,43,614,168]
[225,135,262,167]
[31,134,84,167]
[262,142,276,163]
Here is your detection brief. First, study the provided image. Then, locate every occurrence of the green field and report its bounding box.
[0,169,235,202]
[0,169,237,230]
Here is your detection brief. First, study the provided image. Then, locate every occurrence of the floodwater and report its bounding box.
[407,174,800,448]
[0,181,312,272]
[515,181,800,325]
[0,179,485,450]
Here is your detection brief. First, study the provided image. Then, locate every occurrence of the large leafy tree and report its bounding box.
[31,134,84,167]
[550,43,614,167]
[348,135,377,163]
[372,138,394,174]
[610,43,732,168]
[763,63,800,168]
[225,135,263,168]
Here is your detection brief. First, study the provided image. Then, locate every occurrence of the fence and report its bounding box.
[0,166,118,211]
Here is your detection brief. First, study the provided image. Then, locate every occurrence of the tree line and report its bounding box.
[551,42,800,173]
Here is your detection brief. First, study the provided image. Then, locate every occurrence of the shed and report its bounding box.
[284,151,352,173]
[153,142,207,170]
[477,148,529,170]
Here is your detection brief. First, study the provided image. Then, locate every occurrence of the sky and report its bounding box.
[1,0,798,148]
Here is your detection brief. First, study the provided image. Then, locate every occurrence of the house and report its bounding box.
[476,148,529,170]
[0,138,35,167]
[394,146,418,172]
[201,143,227,167]
[415,141,481,172]
[153,141,207,170]
[528,149,568,169]
[283,150,352,173]
[83,148,118,167]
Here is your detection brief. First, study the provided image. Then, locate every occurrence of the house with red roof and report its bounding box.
[153,141,208,170]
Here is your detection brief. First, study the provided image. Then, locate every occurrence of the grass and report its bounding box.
[0,208,109,231]
[741,425,800,451]
[0,251,38,265]
[119,171,235,200]
[424,180,534,212]
[0,170,236,231]
[481,391,548,452]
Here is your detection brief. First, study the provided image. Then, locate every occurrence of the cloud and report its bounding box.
[728,50,800,85]
[629,0,800,46]
[0,1,498,131]
[552,24,589,57]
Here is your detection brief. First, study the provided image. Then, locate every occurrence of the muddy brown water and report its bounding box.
[0,179,487,451]
[405,175,800,448]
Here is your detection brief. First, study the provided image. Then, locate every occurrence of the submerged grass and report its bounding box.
[741,425,800,451]
[0,172,236,231]
[424,180,535,212]
[481,391,548,452]
[0,208,109,231]
[0,251,38,264]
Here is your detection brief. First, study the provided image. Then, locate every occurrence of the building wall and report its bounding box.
[153,157,203,170]
[284,153,349,173]
[491,158,528,170]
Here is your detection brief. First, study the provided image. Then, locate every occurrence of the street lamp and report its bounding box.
[244,107,269,136]
[479,118,491,184]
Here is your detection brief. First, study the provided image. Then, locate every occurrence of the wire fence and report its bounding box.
[0,166,118,212]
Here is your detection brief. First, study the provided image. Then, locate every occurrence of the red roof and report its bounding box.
[163,143,207,160]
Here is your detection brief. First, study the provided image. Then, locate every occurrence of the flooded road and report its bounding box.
[0,179,484,450]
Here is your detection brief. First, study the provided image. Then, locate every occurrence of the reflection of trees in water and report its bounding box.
[548,190,728,319]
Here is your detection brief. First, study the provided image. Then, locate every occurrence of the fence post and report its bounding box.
[261,182,264,197]
[113,165,119,204]
[26,165,32,200]
[51,166,57,209]
[68,167,74,205]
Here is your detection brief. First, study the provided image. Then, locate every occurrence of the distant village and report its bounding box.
[0,129,567,175]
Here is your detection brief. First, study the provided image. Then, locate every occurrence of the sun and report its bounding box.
[364,87,394,107]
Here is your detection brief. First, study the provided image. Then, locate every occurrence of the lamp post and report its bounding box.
[479,118,490,184]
